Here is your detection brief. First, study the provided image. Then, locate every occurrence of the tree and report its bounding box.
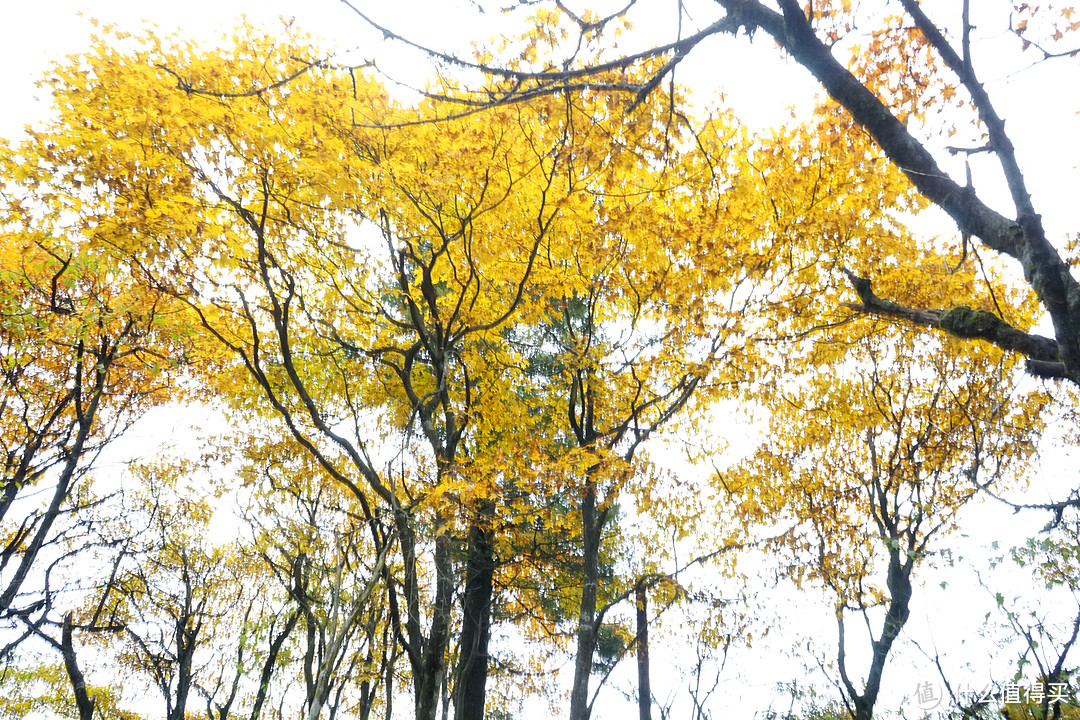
[15,24,580,720]
[338,0,1080,381]
[716,0,1080,385]
[0,660,137,720]
[0,140,192,662]
[14,23,751,720]
[86,470,256,720]
[9,7,1076,717]
[984,511,1080,720]
[69,455,328,720]
[329,6,1079,710]
[232,435,393,720]
[725,324,1047,720]
[0,482,136,720]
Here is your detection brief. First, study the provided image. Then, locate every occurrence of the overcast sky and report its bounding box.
[3,2,1079,716]
[1,0,828,141]
[5,0,1076,229]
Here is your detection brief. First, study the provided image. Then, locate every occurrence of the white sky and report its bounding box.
[5,0,1076,229]
[3,1,1079,718]
[0,0,825,139]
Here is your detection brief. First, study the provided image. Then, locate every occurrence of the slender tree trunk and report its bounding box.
[569,484,602,720]
[61,613,95,720]
[454,519,495,720]
[838,545,914,720]
[858,549,913,720]
[356,605,385,720]
[415,531,454,720]
[250,612,299,720]
[636,584,652,720]
[170,618,198,720]
[0,390,98,614]
[383,637,398,720]
[440,663,450,720]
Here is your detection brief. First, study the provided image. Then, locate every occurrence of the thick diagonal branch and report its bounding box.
[842,270,1063,377]
[716,0,1080,382]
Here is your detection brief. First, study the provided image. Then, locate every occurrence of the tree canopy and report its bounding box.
[1,3,1079,720]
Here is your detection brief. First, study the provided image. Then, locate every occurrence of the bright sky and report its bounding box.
[1,0,825,140]
[2,1,370,138]
[5,0,1076,230]
[3,2,1079,718]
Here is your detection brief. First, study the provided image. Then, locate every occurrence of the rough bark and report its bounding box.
[714,0,1080,384]
[454,520,495,720]
[841,271,1065,378]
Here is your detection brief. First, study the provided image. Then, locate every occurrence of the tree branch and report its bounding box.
[841,269,1063,376]
[715,0,1080,383]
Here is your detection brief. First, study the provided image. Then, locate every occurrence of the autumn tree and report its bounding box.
[230,434,394,720]
[215,9,1079,714]
[0,27,910,720]
[0,136,193,673]
[529,137,737,720]
[0,659,135,720]
[338,0,1080,385]
[725,321,1048,719]
[79,470,258,720]
[476,74,915,719]
[10,23,756,720]
[6,25,556,720]
[9,5,1075,718]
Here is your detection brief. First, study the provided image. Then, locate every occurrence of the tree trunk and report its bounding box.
[858,549,913,720]
[414,531,453,720]
[61,613,95,720]
[170,617,198,720]
[454,520,495,720]
[250,611,299,720]
[0,387,98,615]
[569,484,602,720]
[636,584,652,720]
[837,545,914,720]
